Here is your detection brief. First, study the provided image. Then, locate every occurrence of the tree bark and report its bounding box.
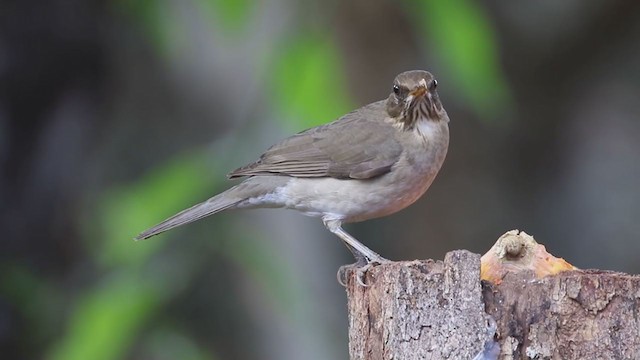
[346,250,640,360]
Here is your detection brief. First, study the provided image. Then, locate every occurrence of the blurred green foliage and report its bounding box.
[49,153,217,360]
[49,275,160,360]
[116,0,172,52]
[199,0,254,33]
[271,33,353,129]
[144,328,217,360]
[1,263,63,346]
[97,153,214,268]
[50,145,309,358]
[414,0,512,120]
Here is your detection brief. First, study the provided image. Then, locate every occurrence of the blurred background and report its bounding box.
[2,0,640,359]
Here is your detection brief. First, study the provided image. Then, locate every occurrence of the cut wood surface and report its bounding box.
[346,249,640,360]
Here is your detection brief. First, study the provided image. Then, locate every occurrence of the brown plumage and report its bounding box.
[228,101,402,180]
[136,70,449,285]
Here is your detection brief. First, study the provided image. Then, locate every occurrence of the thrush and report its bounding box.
[136,70,450,285]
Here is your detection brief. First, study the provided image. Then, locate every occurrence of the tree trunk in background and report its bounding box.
[346,251,640,359]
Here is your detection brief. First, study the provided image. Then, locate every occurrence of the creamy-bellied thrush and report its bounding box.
[136,70,450,285]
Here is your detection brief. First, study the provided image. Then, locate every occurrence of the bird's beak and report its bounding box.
[409,86,427,98]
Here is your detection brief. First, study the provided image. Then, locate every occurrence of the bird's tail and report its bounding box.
[135,189,242,240]
[135,177,289,240]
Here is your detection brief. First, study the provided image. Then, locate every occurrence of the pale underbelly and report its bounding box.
[276,172,438,223]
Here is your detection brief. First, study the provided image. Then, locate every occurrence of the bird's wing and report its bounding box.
[228,102,403,180]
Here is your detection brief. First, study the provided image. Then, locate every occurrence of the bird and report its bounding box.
[136,70,450,286]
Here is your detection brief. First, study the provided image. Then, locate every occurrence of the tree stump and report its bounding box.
[346,250,640,360]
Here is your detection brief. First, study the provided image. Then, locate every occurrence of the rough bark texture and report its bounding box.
[346,251,640,360]
[484,269,640,359]
[346,251,491,360]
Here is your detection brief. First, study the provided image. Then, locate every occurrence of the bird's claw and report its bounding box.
[337,257,390,287]
[356,267,369,286]
[337,263,361,286]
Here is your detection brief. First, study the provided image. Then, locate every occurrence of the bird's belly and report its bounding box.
[279,170,437,222]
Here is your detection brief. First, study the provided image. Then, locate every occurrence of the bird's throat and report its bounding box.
[397,98,437,130]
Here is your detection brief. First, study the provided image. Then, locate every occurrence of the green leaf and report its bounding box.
[49,151,222,360]
[413,0,512,121]
[197,0,254,34]
[96,151,216,268]
[270,33,352,130]
[47,274,160,360]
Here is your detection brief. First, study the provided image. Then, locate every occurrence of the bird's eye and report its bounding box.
[393,84,401,96]
[429,79,438,90]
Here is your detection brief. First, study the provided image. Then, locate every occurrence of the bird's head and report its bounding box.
[386,70,447,129]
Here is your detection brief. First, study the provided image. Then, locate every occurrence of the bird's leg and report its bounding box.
[323,218,390,286]
[322,218,387,263]
[344,243,368,266]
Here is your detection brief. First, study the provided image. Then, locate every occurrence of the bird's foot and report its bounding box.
[337,256,391,287]
[337,262,362,287]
